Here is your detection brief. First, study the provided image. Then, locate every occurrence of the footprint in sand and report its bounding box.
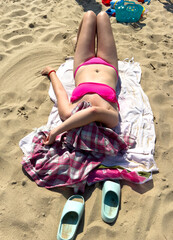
[161,190,173,238]
[2,28,31,41]
[8,10,28,18]
[0,54,6,61]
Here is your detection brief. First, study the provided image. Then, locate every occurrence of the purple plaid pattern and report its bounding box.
[22,101,135,192]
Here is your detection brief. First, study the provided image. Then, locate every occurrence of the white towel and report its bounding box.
[19,58,158,176]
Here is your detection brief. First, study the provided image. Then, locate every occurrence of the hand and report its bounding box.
[41,66,53,76]
[43,130,57,145]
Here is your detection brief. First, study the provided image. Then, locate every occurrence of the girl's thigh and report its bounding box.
[96,12,118,71]
[74,11,97,72]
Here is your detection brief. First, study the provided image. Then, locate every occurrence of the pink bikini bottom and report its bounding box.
[70,82,120,109]
[74,57,119,79]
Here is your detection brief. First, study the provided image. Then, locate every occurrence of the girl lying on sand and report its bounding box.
[41,11,119,145]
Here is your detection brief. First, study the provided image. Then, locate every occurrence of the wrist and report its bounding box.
[48,69,56,77]
[51,127,59,137]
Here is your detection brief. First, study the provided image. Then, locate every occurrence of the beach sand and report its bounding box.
[0,0,173,239]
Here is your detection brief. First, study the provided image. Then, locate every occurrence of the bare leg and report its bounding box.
[96,12,118,73]
[74,11,97,74]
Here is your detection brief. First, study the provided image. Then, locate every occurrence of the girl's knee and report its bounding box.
[97,11,109,22]
[83,10,96,22]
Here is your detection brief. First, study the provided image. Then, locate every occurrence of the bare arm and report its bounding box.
[43,106,119,145]
[41,66,73,120]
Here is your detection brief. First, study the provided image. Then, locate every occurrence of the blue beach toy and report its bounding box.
[115,1,144,22]
[109,0,144,23]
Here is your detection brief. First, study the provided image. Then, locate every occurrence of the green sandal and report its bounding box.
[101,180,120,223]
[57,195,85,240]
